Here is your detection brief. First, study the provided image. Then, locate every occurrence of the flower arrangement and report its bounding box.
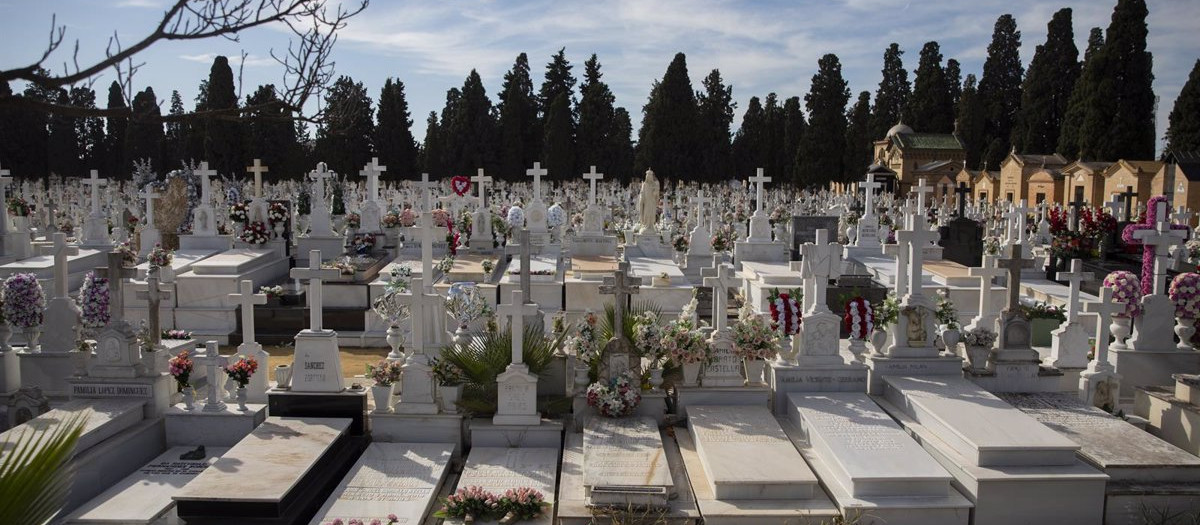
[586,371,642,418]
[430,357,464,386]
[1169,273,1200,319]
[78,271,109,330]
[632,311,665,364]
[147,243,173,268]
[228,201,249,223]
[382,211,402,228]
[935,288,959,329]
[845,211,860,226]
[1102,270,1142,317]
[710,223,737,252]
[345,212,361,230]
[115,240,138,266]
[672,232,689,253]
[505,205,524,229]
[267,202,288,226]
[240,220,270,245]
[322,517,398,525]
[769,205,789,225]
[482,259,495,275]
[350,233,376,255]
[1021,301,1066,322]
[383,265,412,294]
[445,283,491,326]
[6,197,31,217]
[161,329,191,340]
[324,260,356,276]
[435,486,501,522]
[661,314,710,365]
[963,326,998,348]
[431,208,451,228]
[547,203,566,229]
[566,311,602,363]
[3,273,44,329]
[456,209,473,234]
[497,487,547,522]
[446,223,460,257]
[223,356,258,388]
[259,285,284,299]
[767,288,802,335]
[874,293,900,326]
[436,254,455,273]
[843,297,874,339]
[399,208,416,227]
[983,236,1001,256]
[366,359,403,386]
[168,350,193,389]
[731,304,779,361]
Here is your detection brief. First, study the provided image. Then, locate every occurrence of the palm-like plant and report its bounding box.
[0,412,87,525]
[439,326,566,414]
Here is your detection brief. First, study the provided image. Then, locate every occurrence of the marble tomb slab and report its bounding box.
[583,416,673,506]
[448,447,558,525]
[0,398,146,459]
[309,442,454,525]
[687,405,818,500]
[189,248,277,275]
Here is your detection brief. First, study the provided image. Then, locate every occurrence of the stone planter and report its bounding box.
[743,359,766,386]
[371,384,394,413]
[941,327,960,354]
[274,364,292,389]
[964,345,990,370]
[437,384,463,413]
[870,330,888,355]
[1176,317,1196,351]
[682,362,701,386]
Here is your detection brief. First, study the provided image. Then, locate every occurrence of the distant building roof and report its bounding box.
[1010,153,1069,168]
[886,123,914,137]
[1169,151,1200,182]
[894,133,965,151]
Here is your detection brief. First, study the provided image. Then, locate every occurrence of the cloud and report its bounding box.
[179,53,278,68]
[113,0,162,7]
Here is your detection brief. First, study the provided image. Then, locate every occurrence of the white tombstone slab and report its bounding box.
[62,446,229,525]
[453,447,558,524]
[687,405,818,500]
[308,442,454,525]
[583,416,673,506]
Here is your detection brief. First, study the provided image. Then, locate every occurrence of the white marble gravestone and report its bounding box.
[309,442,454,525]
[583,416,673,506]
[290,250,345,392]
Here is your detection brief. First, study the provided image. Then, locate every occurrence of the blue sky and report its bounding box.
[2,0,1197,155]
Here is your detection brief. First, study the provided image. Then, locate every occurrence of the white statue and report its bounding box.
[637,169,660,230]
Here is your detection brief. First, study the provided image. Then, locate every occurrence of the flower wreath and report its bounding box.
[843,297,874,340]
[768,289,802,335]
[586,371,642,418]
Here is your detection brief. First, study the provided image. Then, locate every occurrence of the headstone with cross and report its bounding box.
[247,158,269,199]
[306,163,337,237]
[289,250,345,392]
[138,186,163,256]
[390,276,440,414]
[581,166,606,234]
[1079,288,1123,411]
[38,233,81,353]
[134,269,173,352]
[492,289,542,425]
[1047,259,1095,370]
[196,341,227,412]
[599,261,642,381]
[244,159,271,226]
[396,276,442,354]
[687,191,713,256]
[81,170,112,245]
[993,244,1037,363]
[469,168,495,252]
[747,168,773,241]
[87,252,141,378]
[227,279,269,401]
[856,173,883,248]
[797,230,846,364]
[357,158,386,232]
[524,162,549,236]
[1124,200,1189,352]
[188,162,219,237]
[966,255,1006,333]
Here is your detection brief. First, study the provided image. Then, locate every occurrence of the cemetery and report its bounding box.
[1,0,1199,524]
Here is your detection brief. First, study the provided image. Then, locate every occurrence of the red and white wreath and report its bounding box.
[843,297,874,340]
[768,289,802,335]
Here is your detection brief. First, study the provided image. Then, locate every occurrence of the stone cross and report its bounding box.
[139,187,160,229]
[1131,205,1189,295]
[100,251,136,326]
[518,228,532,299]
[46,233,78,299]
[1173,206,1193,228]
[497,289,539,366]
[895,213,938,299]
[398,277,440,353]
[690,191,711,225]
[703,263,738,331]
[912,178,934,215]
[194,162,217,204]
[360,157,385,202]
[290,250,341,331]
[1084,287,1123,367]
[1055,259,1093,324]
[246,159,268,199]
[954,182,970,216]
[1118,185,1139,222]
[82,169,107,216]
[749,168,771,213]
[882,242,911,297]
[968,255,1005,329]
[228,279,267,346]
[310,162,334,203]
[860,173,883,218]
[996,243,1035,311]
[472,168,492,207]
[416,173,435,212]
[526,162,547,203]
[800,229,841,314]
[583,165,603,207]
[1103,197,1123,219]
[1067,196,1088,231]
[196,341,227,412]
[600,261,643,342]
[1012,199,1032,243]
[135,271,172,349]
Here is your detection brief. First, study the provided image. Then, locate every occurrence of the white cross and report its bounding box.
[882,241,911,296]
[1084,288,1124,368]
[526,162,547,203]
[1055,259,1094,324]
[1132,202,1188,295]
[860,173,882,219]
[1173,206,1193,228]
[140,187,160,228]
[583,166,604,207]
[1012,199,1032,243]
[135,271,172,349]
[496,289,540,366]
[703,264,739,331]
[996,244,1035,311]
[416,173,435,212]
[290,250,341,331]
[1103,197,1123,218]
[228,280,267,345]
[690,191,711,224]
[310,162,334,203]
[360,157,385,202]
[472,168,492,207]
[912,177,934,215]
[196,341,227,412]
[968,255,1006,327]
[396,277,440,353]
[246,159,268,199]
[44,232,78,299]
[194,162,217,204]
[101,251,137,326]
[749,168,771,213]
[800,229,842,314]
[82,169,107,215]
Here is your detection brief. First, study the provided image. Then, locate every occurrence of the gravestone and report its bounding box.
[790,216,840,260]
[61,446,226,525]
[290,250,345,392]
[583,417,673,506]
[309,442,454,525]
[598,261,641,381]
[493,289,541,425]
[939,217,983,267]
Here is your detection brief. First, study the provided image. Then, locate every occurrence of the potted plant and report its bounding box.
[1103,270,1140,351]
[147,244,175,282]
[662,314,709,386]
[3,273,45,352]
[223,355,258,411]
[731,304,779,385]
[632,312,665,389]
[962,326,998,371]
[431,357,465,413]
[169,350,195,410]
[935,289,961,352]
[1022,301,1066,347]
[872,293,900,354]
[843,297,874,362]
[1169,272,1200,350]
[366,359,402,414]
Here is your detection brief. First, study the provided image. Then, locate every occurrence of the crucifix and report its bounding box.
[360,157,385,203]
[472,168,492,208]
[749,168,771,214]
[135,271,173,351]
[227,280,267,347]
[996,243,1035,313]
[583,165,603,207]
[194,162,217,206]
[290,250,341,332]
[600,261,643,343]
[246,159,269,199]
[967,255,1006,330]
[82,169,107,217]
[45,233,78,299]
[310,162,334,203]
[1131,207,1189,296]
[954,182,970,217]
[1055,259,1094,325]
[497,289,540,366]
[196,341,227,412]
[1118,185,1138,222]
[703,263,738,332]
[526,162,547,204]
[100,251,137,327]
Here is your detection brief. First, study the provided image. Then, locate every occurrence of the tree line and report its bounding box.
[0,0,1195,188]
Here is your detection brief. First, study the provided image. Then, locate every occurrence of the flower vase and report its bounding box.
[182,386,195,410]
[0,323,11,353]
[25,326,41,353]
[236,386,248,411]
[776,335,798,365]
[964,345,990,371]
[743,359,766,386]
[274,222,285,239]
[870,330,888,356]
[649,367,664,390]
[371,384,394,413]
[573,366,590,394]
[941,327,961,355]
[438,384,463,413]
[159,266,175,283]
[847,338,868,363]
[386,325,405,361]
[71,349,90,376]
[1111,316,1132,350]
[453,324,470,348]
[682,362,702,386]
[1175,318,1196,351]
[274,364,292,389]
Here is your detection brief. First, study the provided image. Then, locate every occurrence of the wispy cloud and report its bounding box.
[179,53,277,68]
[113,0,162,8]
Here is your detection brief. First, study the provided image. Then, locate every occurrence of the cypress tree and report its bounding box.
[576,54,616,177]
[609,108,636,184]
[200,56,243,175]
[375,78,419,180]
[125,87,163,171]
[539,48,576,114]
[909,41,954,133]
[449,70,498,176]
[315,75,374,176]
[1165,60,1200,157]
[796,54,851,188]
[542,93,574,181]
[945,59,963,112]
[844,91,873,181]
[1059,27,1104,159]
[977,14,1024,169]
[46,88,78,177]
[732,96,765,179]
[782,96,806,184]
[435,88,461,178]
[498,53,539,179]
[696,69,735,182]
[1079,0,1156,161]
[104,81,128,177]
[244,84,299,180]
[1012,8,1079,155]
[870,43,911,139]
[764,94,788,180]
[164,90,188,166]
[635,53,700,179]
[956,74,987,169]
[70,86,104,171]
[421,111,445,176]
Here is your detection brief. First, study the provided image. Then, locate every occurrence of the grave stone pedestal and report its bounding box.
[1137,374,1200,457]
[1110,346,1200,402]
[164,403,266,446]
[732,239,787,266]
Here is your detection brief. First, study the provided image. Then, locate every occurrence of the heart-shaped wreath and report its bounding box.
[451,175,471,196]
